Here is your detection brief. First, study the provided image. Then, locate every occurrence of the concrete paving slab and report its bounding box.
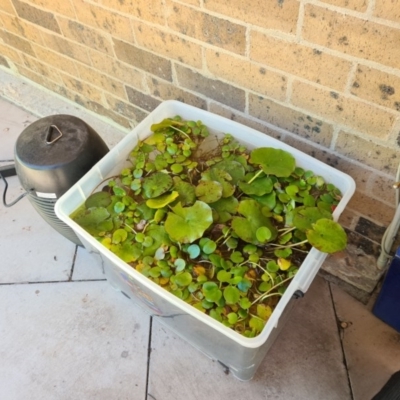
[0,280,149,400]
[0,175,76,283]
[147,277,351,400]
[331,284,400,400]
[72,246,107,281]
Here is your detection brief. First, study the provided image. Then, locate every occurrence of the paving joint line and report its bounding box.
[328,282,355,400]
[68,245,78,281]
[0,279,107,286]
[145,316,154,400]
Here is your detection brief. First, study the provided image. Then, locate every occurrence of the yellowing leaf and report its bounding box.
[101,237,112,249]
[278,258,291,271]
[146,191,179,209]
[193,265,206,276]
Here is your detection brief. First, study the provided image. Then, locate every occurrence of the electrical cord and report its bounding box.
[377,163,400,269]
[0,172,33,208]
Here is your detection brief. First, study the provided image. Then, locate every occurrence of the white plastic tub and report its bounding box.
[55,100,355,380]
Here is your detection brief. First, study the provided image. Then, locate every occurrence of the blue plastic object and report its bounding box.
[373,247,400,332]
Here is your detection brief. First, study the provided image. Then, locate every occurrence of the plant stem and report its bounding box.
[251,291,283,306]
[278,226,296,236]
[142,222,150,234]
[222,235,232,246]
[170,125,190,139]
[90,175,119,195]
[251,275,293,305]
[247,169,264,184]
[249,313,265,322]
[123,223,137,235]
[267,239,309,249]
[215,234,225,244]
[252,264,275,286]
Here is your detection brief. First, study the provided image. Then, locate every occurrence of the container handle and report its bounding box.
[0,172,33,208]
[46,124,63,145]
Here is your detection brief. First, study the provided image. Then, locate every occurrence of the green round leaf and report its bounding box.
[249,253,260,263]
[172,289,183,299]
[72,207,110,235]
[258,281,272,292]
[142,172,173,198]
[223,286,240,305]
[201,239,217,254]
[306,218,347,253]
[250,147,296,177]
[291,206,333,231]
[266,261,279,273]
[174,258,186,271]
[303,194,316,207]
[174,272,193,287]
[217,270,231,283]
[256,226,272,242]
[154,247,165,260]
[230,251,244,264]
[227,312,238,325]
[238,176,273,196]
[187,244,201,259]
[114,201,125,213]
[188,282,199,293]
[208,167,235,198]
[201,299,214,309]
[165,201,213,244]
[195,180,223,203]
[231,199,277,244]
[274,248,292,258]
[113,242,142,263]
[173,177,196,206]
[85,191,112,208]
[249,317,265,334]
[171,164,184,174]
[210,196,239,214]
[243,244,257,254]
[143,236,154,248]
[202,282,222,303]
[211,160,245,184]
[135,233,145,243]
[226,238,238,249]
[237,278,252,292]
[112,228,128,244]
[149,267,162,278]
[285,184,299,197]
[113,186,126,197]
[131,179,142,191]
[133,169,143,178]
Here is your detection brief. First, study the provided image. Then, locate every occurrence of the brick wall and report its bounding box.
[1,0,399,299]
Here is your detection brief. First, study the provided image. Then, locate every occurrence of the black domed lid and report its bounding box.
[15,115,92,169]
[14,114,109,195]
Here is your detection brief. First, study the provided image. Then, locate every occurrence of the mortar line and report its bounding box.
[145,316,154,400]
[344,62,359,95]
[328,282,355,400]
[296,2,305,41]
[366,0,376,16]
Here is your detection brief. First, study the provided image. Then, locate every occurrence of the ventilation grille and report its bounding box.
[28,194,82,246]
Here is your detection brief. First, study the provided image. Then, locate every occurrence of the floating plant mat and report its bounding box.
[71,116,347,338]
